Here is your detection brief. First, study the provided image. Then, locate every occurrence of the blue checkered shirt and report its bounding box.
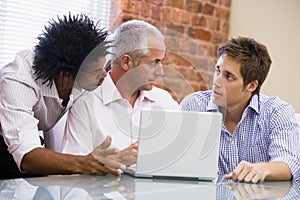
[180,90,300,182]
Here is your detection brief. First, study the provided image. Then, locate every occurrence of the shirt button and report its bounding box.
[231,140,234,144]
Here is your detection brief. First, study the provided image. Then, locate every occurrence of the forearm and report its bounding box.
[256,161,292,181]
[21,147,111,175]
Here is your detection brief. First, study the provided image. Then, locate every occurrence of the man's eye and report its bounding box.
[226,74,234,80]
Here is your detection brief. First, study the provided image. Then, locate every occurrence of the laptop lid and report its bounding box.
[125,108,222,181]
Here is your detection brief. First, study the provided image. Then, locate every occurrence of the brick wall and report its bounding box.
[110,0,231,102]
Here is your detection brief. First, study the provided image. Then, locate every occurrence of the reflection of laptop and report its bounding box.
[121,174,217,200]
[124,108,222,181]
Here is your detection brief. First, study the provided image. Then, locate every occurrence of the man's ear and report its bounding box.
[247,80,258,93]
[120,54,133,71]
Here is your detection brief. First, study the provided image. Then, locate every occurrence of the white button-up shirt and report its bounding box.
[62,74,180,154]
[0,50,73,170]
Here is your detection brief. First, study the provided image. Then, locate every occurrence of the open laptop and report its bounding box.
[124,108,222,181]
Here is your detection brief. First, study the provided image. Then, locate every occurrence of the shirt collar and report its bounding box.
[37,78,60,99]
[101,74,121,105]
[139,89,156,102]
[206,91,260,114]
[207,94,219,112]
[102,73,156,105]
[37,78,86,109]
[248,94,259,114]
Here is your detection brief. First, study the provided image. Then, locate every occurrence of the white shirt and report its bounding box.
[0,50,73,170]
[62,74,180,154]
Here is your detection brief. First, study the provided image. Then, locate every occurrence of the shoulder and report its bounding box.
[1,49,34,79]
[181,90,212,104]
[71,87,101,110]
[258,94,295,123]
[259,94,293,113]
[148,87,180,109]
[150,86,174,97]
[180,90,212,111]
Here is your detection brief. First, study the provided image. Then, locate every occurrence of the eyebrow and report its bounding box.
[216,65,236,77]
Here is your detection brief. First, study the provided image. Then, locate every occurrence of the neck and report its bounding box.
[223,99,250,134]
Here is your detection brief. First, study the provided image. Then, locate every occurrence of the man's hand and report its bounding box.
[119,141,138,167]
[225,161,269,183]
[21,136,122,176]
[90,136,126,174]
[225,161,292,183]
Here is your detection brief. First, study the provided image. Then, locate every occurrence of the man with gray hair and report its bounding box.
[62,20,180,168]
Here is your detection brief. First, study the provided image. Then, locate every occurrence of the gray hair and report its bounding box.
[111,20,164,64]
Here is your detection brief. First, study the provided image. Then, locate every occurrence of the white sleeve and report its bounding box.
[0,78,42,169]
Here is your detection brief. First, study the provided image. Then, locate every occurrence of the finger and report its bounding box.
[131,143,138,151]
[99,136,112,149]
[97,165,121,176]
[251,173,263,184]
[236,168,249,182]
[121,153,137,166]
[131,141,138,146]
[231,166,243,181]
[103,159,126,171]
[244,171,256,183]
[224,172,233,180]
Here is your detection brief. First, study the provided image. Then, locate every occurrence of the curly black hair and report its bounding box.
[33,13,110,87]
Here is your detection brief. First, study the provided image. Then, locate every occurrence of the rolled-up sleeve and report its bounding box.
[269,103,300,182]
[0,78,42,170]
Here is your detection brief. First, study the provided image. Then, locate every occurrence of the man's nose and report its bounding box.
[213,73,222,87]
[154,63,164,77]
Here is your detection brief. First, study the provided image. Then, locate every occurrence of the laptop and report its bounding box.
[124,108,222,181]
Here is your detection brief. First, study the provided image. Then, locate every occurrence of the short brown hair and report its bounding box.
[217,37,272,95]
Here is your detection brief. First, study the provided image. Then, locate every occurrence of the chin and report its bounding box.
[212,97,225,107]
[84,84,98,91]
[141,84,154,91]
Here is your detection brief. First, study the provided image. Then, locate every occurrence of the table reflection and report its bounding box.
[0,174,299,200]
[217,179,300,200]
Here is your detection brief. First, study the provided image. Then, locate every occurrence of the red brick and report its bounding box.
[219,0,231,7]
[133,1,141,15]
[203,3,215,15]
[171,9,180,23]
[141,2,151,18]
[145,0,161,6]
[181,11,189,24]
[194,28,211,41]
[166,23,185,34]
[162,7,171,21]
[165,0,184,9]
[151,5,161,20]
[186,0,203,13]
[215,7,230,21]
[220,20,229,33]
